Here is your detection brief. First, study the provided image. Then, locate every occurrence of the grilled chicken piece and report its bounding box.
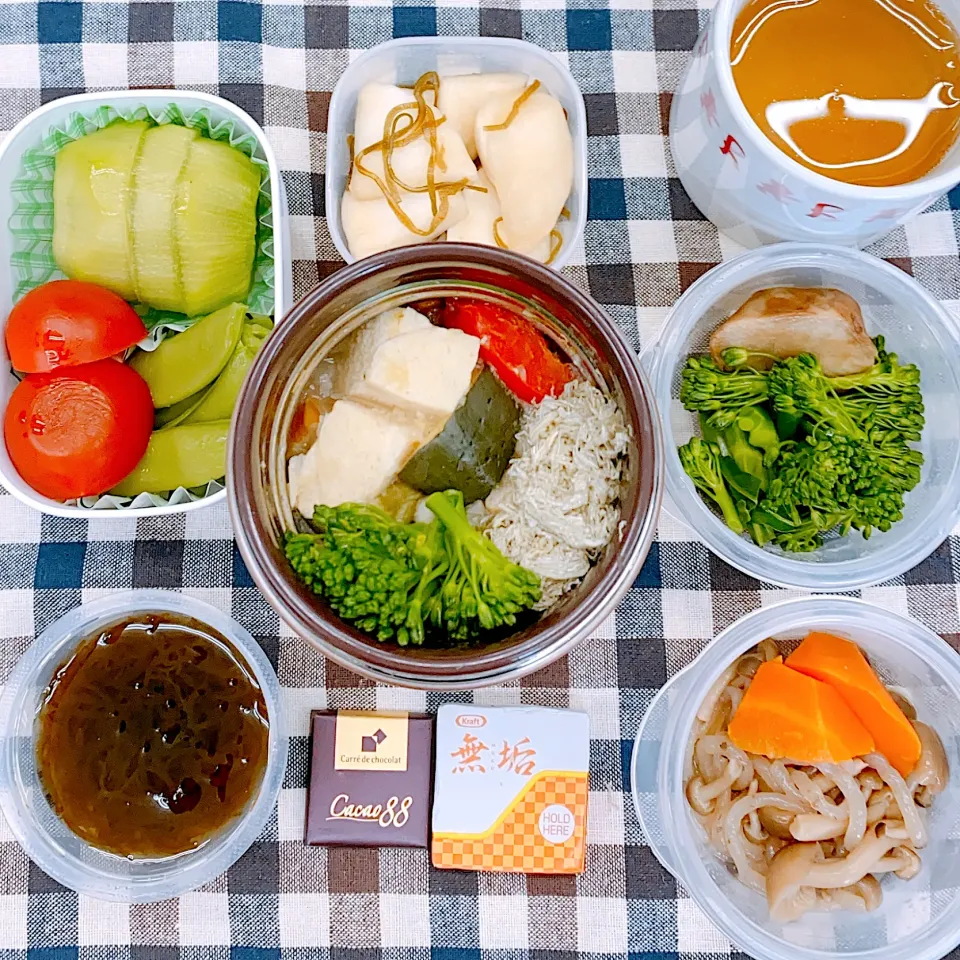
[709,287,878,377]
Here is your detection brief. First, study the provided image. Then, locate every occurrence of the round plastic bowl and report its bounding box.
[644,243,960,590]
[0,592,287,903]
[631,597,960,960]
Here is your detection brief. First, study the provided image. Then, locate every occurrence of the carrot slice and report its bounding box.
[728,658,875,763]
[785,632,921,776]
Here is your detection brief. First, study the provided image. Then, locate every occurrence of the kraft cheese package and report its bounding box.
[431,704,590,873]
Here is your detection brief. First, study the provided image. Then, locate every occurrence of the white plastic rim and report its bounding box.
[644,242,960,590]
[324,36,588,271]
[0,591,287,903]
[0,89,294,519]
[631,596,960,960]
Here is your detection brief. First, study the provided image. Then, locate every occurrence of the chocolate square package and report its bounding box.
[306,710,433,848]
[431,704,590,873]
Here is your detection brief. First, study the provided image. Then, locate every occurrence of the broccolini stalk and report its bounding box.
[767,354,866,440]
[678,437,744,535]
[736,406,780,465]
[679,356,769,428]
[425,490,541,640]
[721,422,765,488]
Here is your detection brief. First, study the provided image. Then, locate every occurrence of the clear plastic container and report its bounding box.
[643,243,960,590]
[631,596,960,960]
[325,37,588,270]
[0,591,287,903]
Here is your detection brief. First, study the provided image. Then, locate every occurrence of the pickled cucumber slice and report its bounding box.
[53,120,149,300]
[183,314,272,424]
[130,302,246,407]
[131,124,198,311]
[110,420,230,497]
[175,139,260,317]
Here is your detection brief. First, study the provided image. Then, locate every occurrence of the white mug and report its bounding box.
[670,0,960,248]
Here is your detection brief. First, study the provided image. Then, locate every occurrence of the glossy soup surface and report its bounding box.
[731,0,960,186]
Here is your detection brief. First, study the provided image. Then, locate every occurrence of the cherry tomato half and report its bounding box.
[4,359,153,500]
[441,299,573,404]
[5,280,147,373]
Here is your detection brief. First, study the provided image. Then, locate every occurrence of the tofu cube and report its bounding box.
[288,399,422,516]
[339,307,430,382]
[342,324,481,419]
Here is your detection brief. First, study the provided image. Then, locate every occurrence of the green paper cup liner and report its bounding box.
[8,102,276,510]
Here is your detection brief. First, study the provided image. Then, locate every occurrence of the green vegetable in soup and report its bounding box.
[53,121,149,301]
[130,302,246,407]
[284,490,541,646]
[399,369,520,503]
[110,420,230,497]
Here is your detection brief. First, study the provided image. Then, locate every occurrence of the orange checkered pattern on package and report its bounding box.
[432,772,589,874]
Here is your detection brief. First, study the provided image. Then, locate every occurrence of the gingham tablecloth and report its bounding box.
[2,2,960,957]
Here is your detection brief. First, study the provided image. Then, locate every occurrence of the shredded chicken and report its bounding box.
[477,379,629,610]
[687,639,948,921]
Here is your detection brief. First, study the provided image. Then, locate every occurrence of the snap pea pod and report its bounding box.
[183,314,272,424]
[130,302,246,407]
[154,313,272,428]
[110,420,230,496]
[154,389,209,429]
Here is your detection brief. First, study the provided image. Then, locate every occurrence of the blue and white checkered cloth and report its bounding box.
[2,1,960,956]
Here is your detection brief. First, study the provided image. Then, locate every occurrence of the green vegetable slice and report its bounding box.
[719,456,762,504]
[736,406,780,464]
[52,120,149,301]
[399,369,520,503]
[175,138,260,317]
[110,420,230,497]
[131,123,199,311]
[130,302,246,407]
[183,314,273,424]
[154,389,211,430]
[721,423,765,484]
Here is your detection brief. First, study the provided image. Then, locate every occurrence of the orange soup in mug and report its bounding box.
[731,0,960,186]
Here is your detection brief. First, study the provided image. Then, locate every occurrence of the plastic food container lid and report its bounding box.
[0,591,287,903]
[325,37,588,270]
[642,243,960,590]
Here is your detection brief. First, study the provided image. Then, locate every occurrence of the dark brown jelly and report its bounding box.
[35,613,270,859]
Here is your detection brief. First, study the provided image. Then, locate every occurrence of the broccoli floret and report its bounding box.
[679,356,769,429]
[767,354,866,439]
[679,341,925,553]
[425,490,541,640]
[678,437,744,534]
[763,428,921,544]
[285,502,437,645]
[284,492,540,646]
